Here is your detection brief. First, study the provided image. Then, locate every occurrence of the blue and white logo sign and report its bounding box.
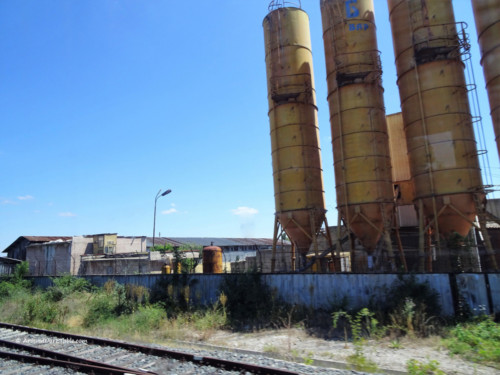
[345,0,359,19]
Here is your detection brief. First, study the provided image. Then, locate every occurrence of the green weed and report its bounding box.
[407,359,445,375]
[332,308,379,373]
[445,316,500,368]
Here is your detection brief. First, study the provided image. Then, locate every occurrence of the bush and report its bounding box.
[131,305,166,333]
[0,281,17,299]
[83,294,116,327]
[445,316,500,368]
[22,294,60,324]
[45,275,92,302]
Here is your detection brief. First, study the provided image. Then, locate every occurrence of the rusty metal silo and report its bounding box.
[388,0,496,271]
[472,0,500,160]
[263,2,330,270]
[320,0,396,269]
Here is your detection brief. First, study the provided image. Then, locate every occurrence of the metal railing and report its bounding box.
[268,1,301,11]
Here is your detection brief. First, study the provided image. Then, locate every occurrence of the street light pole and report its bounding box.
[153,188,172,250]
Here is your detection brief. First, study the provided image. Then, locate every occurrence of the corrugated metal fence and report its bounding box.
[28,273,500,317]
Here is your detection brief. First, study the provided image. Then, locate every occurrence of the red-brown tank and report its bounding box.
[203,246,223,274]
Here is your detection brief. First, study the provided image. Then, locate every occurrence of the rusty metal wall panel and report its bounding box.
[263,274,454,315]
[456,274,490,315]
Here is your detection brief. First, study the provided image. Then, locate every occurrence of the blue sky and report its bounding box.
[1,0,498,252]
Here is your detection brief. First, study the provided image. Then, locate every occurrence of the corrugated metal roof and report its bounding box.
[22,236,72,242]
[0,257,22,264]
[2,236,72,253]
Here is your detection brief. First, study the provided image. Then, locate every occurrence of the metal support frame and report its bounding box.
[271,209,333,273]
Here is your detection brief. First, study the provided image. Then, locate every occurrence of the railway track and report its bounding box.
[0,322,302,375]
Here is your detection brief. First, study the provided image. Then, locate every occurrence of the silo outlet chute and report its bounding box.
[320,0,397,271]
[472,0,500,161]
[388,0,497,271]
[263,1,333,271]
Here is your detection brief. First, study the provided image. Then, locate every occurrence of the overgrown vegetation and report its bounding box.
[0,261,31,299]
[332,308,380,372]
[407,359,445,375]
[378,274,443,337]
[0,270,499,371]
[445,315,500,369]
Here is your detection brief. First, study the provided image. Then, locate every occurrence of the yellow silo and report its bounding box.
[263,4,329,269]
[388,0,496,271]
[472,0,500,160]
[320,0,395,269]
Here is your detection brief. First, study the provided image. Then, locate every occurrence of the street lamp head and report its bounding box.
[162,189,172,196]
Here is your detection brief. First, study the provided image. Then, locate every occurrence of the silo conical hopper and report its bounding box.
[263,4,328,267]
[388,0,488,270]
[472,0,500,161]
[320,0,395,259]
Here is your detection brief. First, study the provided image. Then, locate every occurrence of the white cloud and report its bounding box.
[59,212,77,217]
[231,206,259,216]
[1,199,16,205]
[161,208,178,215]
[18,195,34,201]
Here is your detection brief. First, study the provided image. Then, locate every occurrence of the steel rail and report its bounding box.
[0,349,151,375]
[0,338,152,374]
[0,322,300,375]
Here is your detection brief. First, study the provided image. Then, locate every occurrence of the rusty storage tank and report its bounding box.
[203,246,223,274]
[263,3,327,263]
[388,0,484,240]
[320,0,395,254]
[472,0,500,160]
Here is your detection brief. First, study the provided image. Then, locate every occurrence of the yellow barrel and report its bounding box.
[388,0,483,237]
[320,0,394,252]
[202,246,223,274]
[263,7,327,255]
[472,0,500,160]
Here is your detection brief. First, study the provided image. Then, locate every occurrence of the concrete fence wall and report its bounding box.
[28,273,500,317]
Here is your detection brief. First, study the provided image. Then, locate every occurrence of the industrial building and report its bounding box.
[1,235,286,276]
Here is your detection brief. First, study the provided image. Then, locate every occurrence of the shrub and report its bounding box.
[0,281,17,299]
[131,305,166,333]
[83,294,116,327]
[445,316,500,368]
[22,294,60,324]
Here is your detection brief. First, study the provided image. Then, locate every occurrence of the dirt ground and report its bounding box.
[188,328,498,375]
